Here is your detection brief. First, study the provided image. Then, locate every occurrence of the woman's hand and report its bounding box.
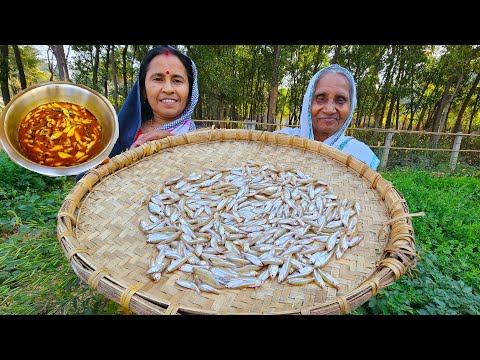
[129,129,174,149]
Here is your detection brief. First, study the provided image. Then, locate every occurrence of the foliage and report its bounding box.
[7,46,50,95]
[348,129,480,170]
[6,45,480,134]
[353,167,480,315]
[0,152,121,314]
[354,252,480,315]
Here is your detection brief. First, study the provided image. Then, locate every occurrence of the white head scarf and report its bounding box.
[300,64,357,146]
[276,64,379,170]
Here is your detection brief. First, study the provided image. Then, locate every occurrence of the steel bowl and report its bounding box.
[0,81,119,176]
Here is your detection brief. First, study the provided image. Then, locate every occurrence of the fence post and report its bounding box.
[449,132,463,171]
[379,130,394,172]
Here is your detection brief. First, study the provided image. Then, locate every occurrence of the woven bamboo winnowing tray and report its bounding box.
[57,129,419,315]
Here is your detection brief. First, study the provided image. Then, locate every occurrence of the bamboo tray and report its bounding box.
[57,129,419,315]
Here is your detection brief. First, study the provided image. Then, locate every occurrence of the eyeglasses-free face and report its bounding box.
[311,72,351,142]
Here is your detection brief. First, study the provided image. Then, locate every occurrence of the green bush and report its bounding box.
[0,152,121,314]
[353,167,480,315]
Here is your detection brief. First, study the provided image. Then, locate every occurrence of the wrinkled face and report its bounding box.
[145,53,190,123]
[311,72,351,142]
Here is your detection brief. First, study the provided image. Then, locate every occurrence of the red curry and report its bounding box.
[18,102,103,167]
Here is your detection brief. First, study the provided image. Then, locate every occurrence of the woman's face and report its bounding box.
[145,53,190,123]
[311,72,351,142]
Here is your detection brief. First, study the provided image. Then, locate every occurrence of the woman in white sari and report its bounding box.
[277,64,380,170]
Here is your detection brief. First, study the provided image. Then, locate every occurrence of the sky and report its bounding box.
[32,45,73,63]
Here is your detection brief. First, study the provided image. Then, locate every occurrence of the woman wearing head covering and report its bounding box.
[110,44,198,157]
[277,64,380,171]
[76,45,198,181]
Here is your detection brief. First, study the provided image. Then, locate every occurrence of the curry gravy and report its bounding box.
[18,102,102,167]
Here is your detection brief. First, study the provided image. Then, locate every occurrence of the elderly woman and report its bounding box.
[277,64,379,170]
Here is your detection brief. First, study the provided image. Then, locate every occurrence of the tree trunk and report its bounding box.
[130,45,138,89]
[407,115,414,130]
[373,46,396,140]
[385,95,396,129]
[331,45,342,64]
[231,105,238,122]
[12,45,27,89]
[248,51,257,121]
[104,46,110,98]
[267,45,281,132]
[408,77,431,130]
[122,45,128,98]
[443,105,452,133]
[431,77,453,146]
[253,71,262,122]
[414,105,427,131]
[93,45,100,90]
[395,98,401,129]
[355,92,367,127]
[111,45,119,111]
[46,49,55,81]
[394,55,406,129]
[0,45,10,104]
[468,87,480,133]
[48,45,70,81]
[193,96,203,120]
[313,45,323,73]
[453,71,480,133]
[425,101,440,132]
[442,75,462,130]
[432,74,462,146]
[218,98,225,129]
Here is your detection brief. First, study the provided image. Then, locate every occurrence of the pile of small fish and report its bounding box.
[139,161,364,294]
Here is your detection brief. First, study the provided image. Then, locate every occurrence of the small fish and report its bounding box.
[164,175,183,186]
[287,277,314,286]
[176,279,200,292]
[197,283,221,294]
[141,161,363,294]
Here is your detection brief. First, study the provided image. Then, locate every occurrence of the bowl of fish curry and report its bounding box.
[0,81,118,176]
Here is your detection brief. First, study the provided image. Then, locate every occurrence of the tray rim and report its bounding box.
[57,129,419,315]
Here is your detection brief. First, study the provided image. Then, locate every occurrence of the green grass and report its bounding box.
[0,152,121,314]
[1,151,479,315]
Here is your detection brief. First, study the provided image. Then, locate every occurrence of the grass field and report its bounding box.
[1,151,479,315]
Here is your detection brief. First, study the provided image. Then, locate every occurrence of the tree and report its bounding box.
[267,45,281,132]
[122,45,129,98]
[313,45,324,73]
[373,46,397,135]
[93,45,100,90]
[431,45,473,146]
[467,88,480,133]
[331,45,342,64]
[111,45,119,111]
[103,46,110,98]
[12,45,27,89]
[48,45,70,81]
[453,71,480,133]
[0,45,10,105]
